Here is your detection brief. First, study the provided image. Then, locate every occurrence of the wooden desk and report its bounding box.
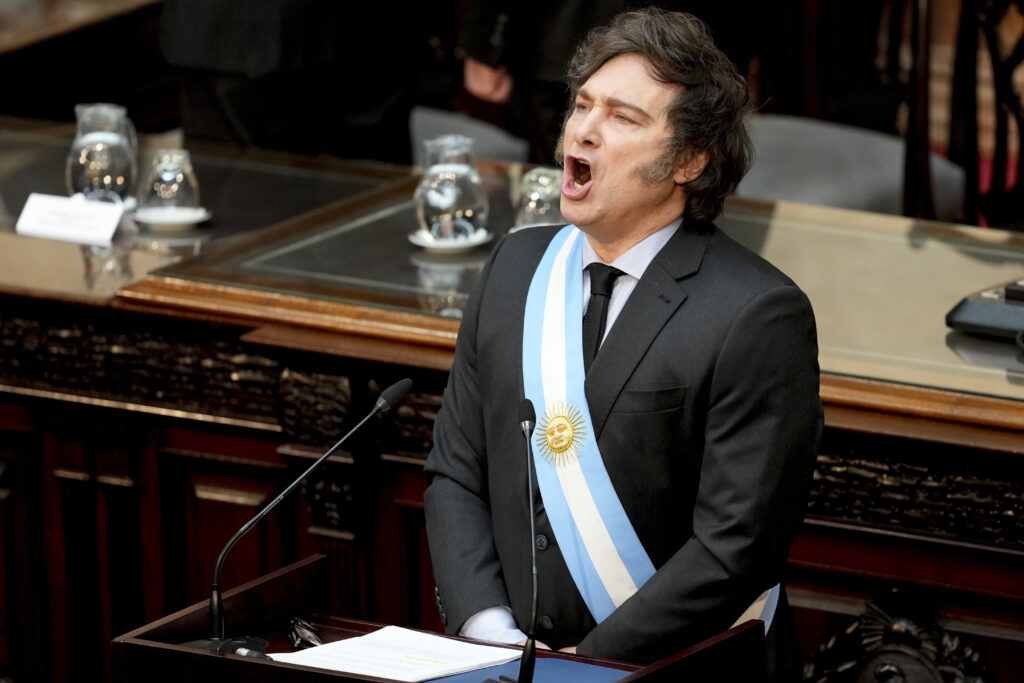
[2,125,1023,682]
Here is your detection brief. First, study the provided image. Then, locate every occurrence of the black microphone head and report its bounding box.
[376,378,413,413]
[519,398,536,425]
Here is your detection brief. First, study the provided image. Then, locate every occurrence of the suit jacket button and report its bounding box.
[539,615,554,630]
[433,586,447,625]
[535,534,549,551]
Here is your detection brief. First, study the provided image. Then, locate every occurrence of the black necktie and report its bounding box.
[582,263,623,374]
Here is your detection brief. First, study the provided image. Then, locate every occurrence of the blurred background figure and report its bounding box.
[458,1,757,164]
[160,0,458,164]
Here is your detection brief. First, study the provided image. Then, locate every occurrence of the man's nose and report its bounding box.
[570,111,599,146]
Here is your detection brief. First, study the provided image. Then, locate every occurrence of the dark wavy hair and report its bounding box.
[564,8,752,222]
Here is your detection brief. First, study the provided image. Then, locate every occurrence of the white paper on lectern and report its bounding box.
[16,193,122,246]
[267,625,519,681]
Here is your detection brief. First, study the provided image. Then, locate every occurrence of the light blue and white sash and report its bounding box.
[731,584,779,634]
[521,224,778,633]
[522,225,656,622]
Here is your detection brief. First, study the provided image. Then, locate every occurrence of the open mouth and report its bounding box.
[571,158,592,188]
[562,155,593,200]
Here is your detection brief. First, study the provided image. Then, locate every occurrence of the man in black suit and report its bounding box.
[159,0,420,162]
[425,9,822,681]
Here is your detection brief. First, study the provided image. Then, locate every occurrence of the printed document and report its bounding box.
[268,626,520,681]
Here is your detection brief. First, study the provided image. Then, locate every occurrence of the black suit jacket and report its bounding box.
[424,220,822,672]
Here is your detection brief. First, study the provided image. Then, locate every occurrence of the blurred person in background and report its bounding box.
[160,0,457,164]
[459,0,756,164]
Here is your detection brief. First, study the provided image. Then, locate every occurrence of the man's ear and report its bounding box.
[673,151,708,185]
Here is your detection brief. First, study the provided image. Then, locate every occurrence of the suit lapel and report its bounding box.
[585,221,713,437]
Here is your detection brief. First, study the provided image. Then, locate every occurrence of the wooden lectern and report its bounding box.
[113,555,765,682]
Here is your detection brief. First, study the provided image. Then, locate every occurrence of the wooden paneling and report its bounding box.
[39,413,154,683]
[308,531,366,619]
[368,456,439,631]
[0,402,46,682]
[156,427,291,611]
[0,398,303,683]
[791,523,1024,603]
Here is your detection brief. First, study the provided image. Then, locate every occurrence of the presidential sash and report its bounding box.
[521,225,779,634]
[522,225,655,622]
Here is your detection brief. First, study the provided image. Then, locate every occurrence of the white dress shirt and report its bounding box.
[581,217,682,342]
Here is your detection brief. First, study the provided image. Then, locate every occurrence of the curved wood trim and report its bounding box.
[821,373,1024,450]
[115,276,460,350]
[241,324,456,372]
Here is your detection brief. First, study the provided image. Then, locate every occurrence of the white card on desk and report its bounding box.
[16,192,123,246]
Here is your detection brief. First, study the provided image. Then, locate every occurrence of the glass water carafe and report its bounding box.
[414,134,488,240]
[65,103,138,202]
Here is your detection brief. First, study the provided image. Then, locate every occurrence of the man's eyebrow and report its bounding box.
[575,88,654,121]
[607,97,653,121]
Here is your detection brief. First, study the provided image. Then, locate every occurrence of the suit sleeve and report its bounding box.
[423,238,514,635]
[577,284,823,662]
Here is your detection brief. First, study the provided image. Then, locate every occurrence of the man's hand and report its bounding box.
[463,58,513,103]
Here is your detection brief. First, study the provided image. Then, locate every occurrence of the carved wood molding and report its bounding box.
[116,275,1024,446]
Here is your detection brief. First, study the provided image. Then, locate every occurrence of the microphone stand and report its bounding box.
[483,400,539,683]
[184,378,413,656]
[515,400,539,683]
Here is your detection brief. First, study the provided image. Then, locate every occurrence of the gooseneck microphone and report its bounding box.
[517,398,539,683]
[184,378,414,656]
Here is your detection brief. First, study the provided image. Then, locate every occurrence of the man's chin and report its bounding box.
[559,201,590,228]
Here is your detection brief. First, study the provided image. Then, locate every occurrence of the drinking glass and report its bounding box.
[137,149,200,211]
[514,167,563,227]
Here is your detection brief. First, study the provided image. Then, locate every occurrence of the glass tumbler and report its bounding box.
[514,167,563,227]
[138,149,200,211]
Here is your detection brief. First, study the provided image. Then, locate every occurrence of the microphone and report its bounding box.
[183,378,414,656]
[517,399,539,683]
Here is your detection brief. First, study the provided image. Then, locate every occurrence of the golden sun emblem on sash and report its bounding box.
[536,402,587,466]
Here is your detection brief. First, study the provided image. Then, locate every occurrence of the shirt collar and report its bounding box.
[581,217,682,280]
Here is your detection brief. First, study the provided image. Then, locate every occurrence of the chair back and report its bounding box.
[409,106,529,167]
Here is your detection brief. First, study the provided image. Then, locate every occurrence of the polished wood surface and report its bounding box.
[0,230,169,304]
